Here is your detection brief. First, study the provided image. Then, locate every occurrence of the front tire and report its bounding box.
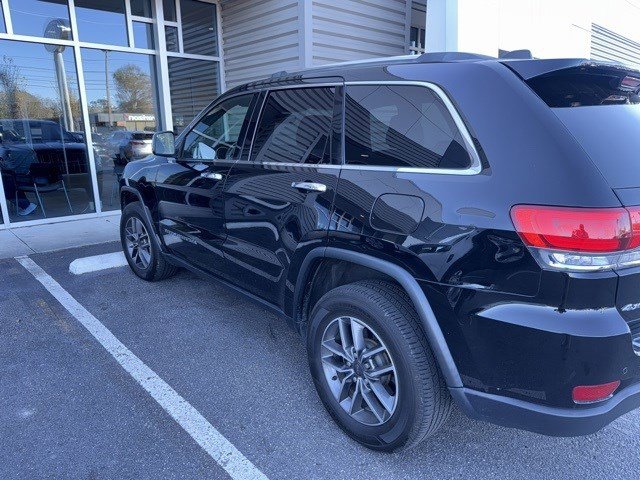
[307,280,452,452]
[120,201,178,281]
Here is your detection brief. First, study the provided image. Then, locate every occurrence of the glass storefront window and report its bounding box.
[133,22,155,49]
[75,0,128,47]
[10,0,71,39]
[0,0,223,225]
[0,39,95,222]
[168,57,220,134]
[181,0,218,56]
[165,26,179,52]
[81,48,159,211]
[130,0,153,18]
[163,0,177,22]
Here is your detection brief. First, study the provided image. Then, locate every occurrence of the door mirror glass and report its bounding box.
[152,131,175,156]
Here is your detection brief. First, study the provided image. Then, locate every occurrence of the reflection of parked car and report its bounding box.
[106,130,153,165]
[0,119,95,175]
[121,54,640,452]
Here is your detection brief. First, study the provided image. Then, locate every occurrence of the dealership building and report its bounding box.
[0,0,639,229]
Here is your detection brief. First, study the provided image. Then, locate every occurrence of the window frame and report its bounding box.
[341,81,482,175]
[247,84,340,167]
[211,81,482,177]
[178,91,257,162]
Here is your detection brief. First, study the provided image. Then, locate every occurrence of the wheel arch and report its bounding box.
[120,186,141,210]
[293,247,464,389]
[120,186,165,251]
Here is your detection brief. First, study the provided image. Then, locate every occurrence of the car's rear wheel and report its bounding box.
[307,280,452,452]
[120,201,178,281]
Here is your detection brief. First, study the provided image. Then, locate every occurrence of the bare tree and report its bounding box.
[113,64,153,113]
[0,56,22,118]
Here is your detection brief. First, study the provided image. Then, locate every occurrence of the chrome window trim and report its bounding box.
[232,80,483,175]
[342,80,482,175]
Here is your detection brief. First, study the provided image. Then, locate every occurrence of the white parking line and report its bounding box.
[69,252,128,275]
[17,256,268,480]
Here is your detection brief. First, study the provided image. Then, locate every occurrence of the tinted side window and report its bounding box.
[251,87,335,164]
[344,85,471,169]
[183,94,254,160]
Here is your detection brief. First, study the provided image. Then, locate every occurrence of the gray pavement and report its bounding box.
[1,241,639,479]
[0,214,120,259]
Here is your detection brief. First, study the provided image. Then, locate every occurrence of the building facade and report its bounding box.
[0,0,639,229]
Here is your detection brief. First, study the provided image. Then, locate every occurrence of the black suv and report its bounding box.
[119,52,640,451]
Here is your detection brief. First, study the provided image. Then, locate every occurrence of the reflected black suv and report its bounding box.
[119,52,640,452]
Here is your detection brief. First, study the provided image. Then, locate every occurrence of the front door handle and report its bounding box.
[200,172,223,180]
[291,181,327,193]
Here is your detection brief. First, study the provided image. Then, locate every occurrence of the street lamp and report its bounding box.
[44,19,73,132]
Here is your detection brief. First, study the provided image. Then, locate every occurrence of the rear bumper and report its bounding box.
[451,382,640,436]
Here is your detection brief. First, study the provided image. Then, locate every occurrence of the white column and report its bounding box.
[154,0,173,131]
[425,0,459,52]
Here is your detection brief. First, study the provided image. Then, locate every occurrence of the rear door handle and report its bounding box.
[291,181,327,193]
[200,172,223,180]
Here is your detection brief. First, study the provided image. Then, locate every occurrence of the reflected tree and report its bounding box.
[0,56,21,119]
[113,64,153,113]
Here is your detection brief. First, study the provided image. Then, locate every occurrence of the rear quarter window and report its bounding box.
[344,84,472,170]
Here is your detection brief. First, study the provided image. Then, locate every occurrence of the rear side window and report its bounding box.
[133,133,153,140]
[344,85,471,169]
[251,87,335,165]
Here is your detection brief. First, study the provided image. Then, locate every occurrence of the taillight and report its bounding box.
[572,381,620,404]
[511,205,640,271]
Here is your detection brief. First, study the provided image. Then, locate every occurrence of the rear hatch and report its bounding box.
[503,58,640,354]
[501,59,640,192]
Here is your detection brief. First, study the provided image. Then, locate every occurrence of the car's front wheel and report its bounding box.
[306,280,452,452]
[120,201,178,281]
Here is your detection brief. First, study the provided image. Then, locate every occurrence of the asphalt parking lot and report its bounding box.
[2,241,640,479]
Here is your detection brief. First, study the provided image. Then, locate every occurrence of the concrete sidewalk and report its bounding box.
[0,214,121,259]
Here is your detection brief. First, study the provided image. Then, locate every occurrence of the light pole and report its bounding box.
[44,19,73,131]
[103,49,113,128]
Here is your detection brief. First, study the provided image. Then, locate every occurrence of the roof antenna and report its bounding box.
[499,49,533,59]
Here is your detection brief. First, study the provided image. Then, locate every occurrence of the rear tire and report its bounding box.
[120,201,178,281]
[307,280,452,452]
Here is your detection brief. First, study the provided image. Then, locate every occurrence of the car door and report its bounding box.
[222,83,343,306]
[155,93,258,276]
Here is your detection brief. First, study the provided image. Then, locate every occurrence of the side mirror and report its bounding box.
[152,131,175,156]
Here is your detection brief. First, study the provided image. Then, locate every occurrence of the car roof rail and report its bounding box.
[269,70,289,79]
[499,49,534,60]
[416,51,495,62]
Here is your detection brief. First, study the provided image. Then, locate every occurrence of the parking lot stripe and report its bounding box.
[69,252,128,275]
[17,256,269,480]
